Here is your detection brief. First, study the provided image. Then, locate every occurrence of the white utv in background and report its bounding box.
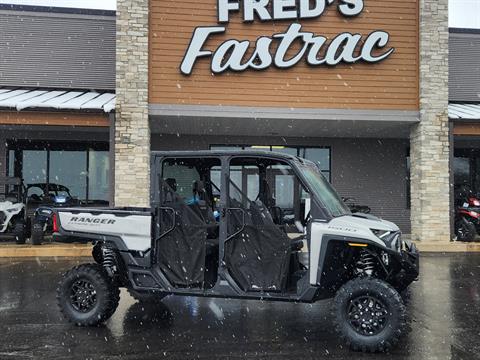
[0,177,28,244]
[54,151,419,353]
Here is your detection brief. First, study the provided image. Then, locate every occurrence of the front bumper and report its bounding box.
[391,242,420,289]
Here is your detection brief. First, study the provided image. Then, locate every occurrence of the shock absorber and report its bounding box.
[356,249,376,276]
[101,245,117,277]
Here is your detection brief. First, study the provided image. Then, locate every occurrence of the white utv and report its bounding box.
[54,151,419,353]
[0,177,28,244]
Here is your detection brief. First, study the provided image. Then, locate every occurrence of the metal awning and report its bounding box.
[0,87,115,113]
[449,103,480,120]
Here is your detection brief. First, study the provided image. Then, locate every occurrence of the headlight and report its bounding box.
[371,229,391,239]
[6,208,18,213]
[371,229,402,252]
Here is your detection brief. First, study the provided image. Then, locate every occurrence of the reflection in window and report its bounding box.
[50,151,87,200]
[88,151,109,202]
[8,150,15,177]
[23,151,47,184]
[210,145,331,181]
[229,165,259,206]
[454,157,470,187]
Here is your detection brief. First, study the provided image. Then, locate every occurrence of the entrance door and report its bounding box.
[224,157,309,293]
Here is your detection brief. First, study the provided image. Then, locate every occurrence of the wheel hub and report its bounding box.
[70,279,97,313]
[347,295,388,336]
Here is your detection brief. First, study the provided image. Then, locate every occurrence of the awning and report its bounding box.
[0,87,115,113]
[449,103,480,120]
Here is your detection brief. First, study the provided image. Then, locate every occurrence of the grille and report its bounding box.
[0,211,6,226]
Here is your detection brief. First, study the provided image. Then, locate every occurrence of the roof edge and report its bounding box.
[0,4,115,17]
[449,27,480,34]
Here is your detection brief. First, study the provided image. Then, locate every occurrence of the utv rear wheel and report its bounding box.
[14,221,26,244]
[57,264,120,326]
[31,222,44,245]
[332,277,406,353]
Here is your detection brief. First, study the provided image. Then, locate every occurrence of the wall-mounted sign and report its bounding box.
[180,0,395,75]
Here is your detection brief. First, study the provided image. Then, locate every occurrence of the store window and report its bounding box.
[452,149,480,198]
[50,150,87,200]
[211,145,331,181]
[6,141,109,204]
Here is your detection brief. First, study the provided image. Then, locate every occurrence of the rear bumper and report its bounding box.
[52,233,90,244]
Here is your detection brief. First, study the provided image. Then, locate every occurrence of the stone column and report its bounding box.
[410,0,450,242]
[115,0,150,207]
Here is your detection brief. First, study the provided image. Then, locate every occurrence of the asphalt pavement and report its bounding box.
[0,254,479,359]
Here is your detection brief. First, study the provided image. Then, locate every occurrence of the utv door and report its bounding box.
[223,157,309,293]
[154,156,222,289]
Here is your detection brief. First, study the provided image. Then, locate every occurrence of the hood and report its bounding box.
[347,213,399,232]
[322,214,400,249]
[0,201,23,212]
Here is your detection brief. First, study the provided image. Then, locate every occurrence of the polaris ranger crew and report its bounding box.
[55,151,419,352]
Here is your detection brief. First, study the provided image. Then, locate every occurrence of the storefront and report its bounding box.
[0,1,453,243]
[114,0,449,242]
[0,6,115,206]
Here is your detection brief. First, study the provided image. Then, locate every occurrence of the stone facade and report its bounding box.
[115,0,150,207]
[410,0,450,242]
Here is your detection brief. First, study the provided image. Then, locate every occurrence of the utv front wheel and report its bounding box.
[56,264,120,326]
[332,277,406,353]
[14,221,26,244]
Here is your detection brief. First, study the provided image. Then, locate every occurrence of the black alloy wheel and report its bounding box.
[347,295,388,336]
[70,279,97,313]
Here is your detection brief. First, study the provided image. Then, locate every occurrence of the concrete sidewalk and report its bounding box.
[0,240,480,257]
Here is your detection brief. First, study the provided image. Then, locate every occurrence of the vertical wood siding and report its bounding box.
[149,0,419,110]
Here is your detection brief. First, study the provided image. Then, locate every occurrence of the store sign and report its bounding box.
[180,0,394,75]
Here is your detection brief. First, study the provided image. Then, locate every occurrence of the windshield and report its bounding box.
[297,161,350,217]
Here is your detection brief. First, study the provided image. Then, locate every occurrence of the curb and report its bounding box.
[414,242,480,252]
[0,244,92,258]
[0,241,479,258]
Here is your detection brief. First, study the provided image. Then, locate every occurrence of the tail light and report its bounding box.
[52,213,59,233]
